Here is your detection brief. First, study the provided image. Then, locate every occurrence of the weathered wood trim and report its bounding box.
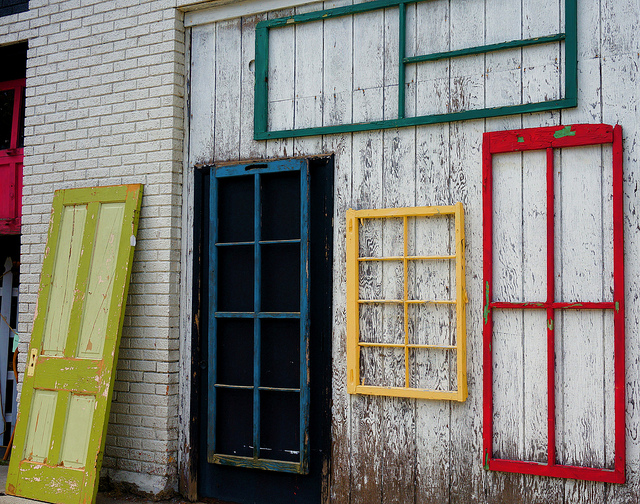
[178,25,198,501]
[182,0,320,26]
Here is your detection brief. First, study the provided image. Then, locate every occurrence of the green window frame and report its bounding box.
[254,0,577,140]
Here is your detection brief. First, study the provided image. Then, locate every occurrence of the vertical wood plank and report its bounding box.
[412,2,452,497]
[602,47,640,504]
[448,121,484,504]
[491,152,524,468]
[380,65,415,501]
[560,0,602,126]
[520,6,561,499]
[350,9,384,497]
[350,133,383,504]
[179,28,196,496]
[447,1,484,503]
[556,145,609,504]
[484,0,522,132]
[352,7,384,123]
[601,0,640,58]
[449,0,483,115]
[240,14,268,159]
[322,2,354,501]
[323,0,353,128]
[266,8,295,158]
[267,17,295,133]
[382,6,399,121]
[413,0,449,118]
[214,18,242,162]
[403,2,416,120]
[520,150,562,503]
[522,0,561,131]
[414,136,452,504]
[522,0,561,111]
[485,0,521,111]
[189,23,216,166]
[559,5,606,502]
[489,147,526,502]
[293,3,324,156]
[327,130,353,504]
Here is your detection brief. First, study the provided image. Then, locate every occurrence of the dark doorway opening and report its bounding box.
[194,156,334,504]
[0,234,19,451]
[0,42,25,455]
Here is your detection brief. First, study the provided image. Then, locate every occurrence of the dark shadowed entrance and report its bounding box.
[194,156,333,503]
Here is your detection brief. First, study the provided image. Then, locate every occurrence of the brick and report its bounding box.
[3,0,184,493]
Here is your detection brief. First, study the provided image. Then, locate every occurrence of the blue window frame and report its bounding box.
[208,159,311,474]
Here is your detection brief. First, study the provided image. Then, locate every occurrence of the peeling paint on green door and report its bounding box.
[6,184,143,504]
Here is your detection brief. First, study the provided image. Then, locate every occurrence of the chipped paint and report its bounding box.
[553,125,576,138]
[547,318,554,331]
[483,281,490,324]
[517,136,524,142]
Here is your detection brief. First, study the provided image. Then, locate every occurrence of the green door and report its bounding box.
[6,184,142,504]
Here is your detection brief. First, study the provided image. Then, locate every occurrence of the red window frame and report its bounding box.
[482,124,625,483]
[0,78,25,235]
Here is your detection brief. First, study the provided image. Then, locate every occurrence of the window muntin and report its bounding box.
[346,204,467,401]
[482,124,625,483]
[208,159,310,474]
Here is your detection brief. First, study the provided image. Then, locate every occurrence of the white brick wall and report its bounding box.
[1,0,185,496]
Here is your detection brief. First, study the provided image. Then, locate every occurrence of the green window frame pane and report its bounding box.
[254,0,577,140]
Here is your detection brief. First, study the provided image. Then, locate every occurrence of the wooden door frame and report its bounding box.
[185,155,333,503]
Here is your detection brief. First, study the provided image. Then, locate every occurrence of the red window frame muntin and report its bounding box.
[0,78,25,235]
[482,124,625,483]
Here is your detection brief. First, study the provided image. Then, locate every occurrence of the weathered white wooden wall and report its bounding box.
[186,0,640,501]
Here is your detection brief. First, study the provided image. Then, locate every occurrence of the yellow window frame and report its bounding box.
[346,204,467,401]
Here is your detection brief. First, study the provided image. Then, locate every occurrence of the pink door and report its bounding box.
[0,78,25,235]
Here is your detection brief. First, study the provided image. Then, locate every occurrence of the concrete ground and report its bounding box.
[0,464,195,504]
